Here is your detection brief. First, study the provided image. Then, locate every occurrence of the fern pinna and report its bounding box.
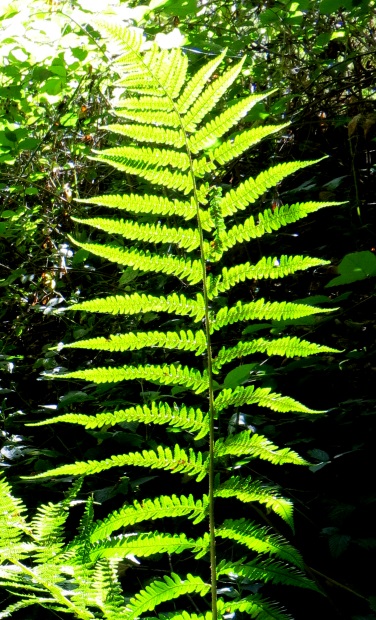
[18,19,343,620]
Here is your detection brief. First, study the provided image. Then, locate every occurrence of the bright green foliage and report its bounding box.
[71,291,206,320]
[211,298,336,331]
[15,17,341,620]
[215,476,295,529]
[30,401,209,439]
[216,518,304,567]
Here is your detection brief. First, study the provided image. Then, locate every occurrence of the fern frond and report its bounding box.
[0,562,95,620]
[88,149,193,194]
[90,494,209,543]
[188,90,276,154]
[220,200,346,251]
[23,445,208,482]
[62,329,207,355]
[86,559,126,617]
[176,49,227,115]
[208,255,329,297]
[215,476,294,528]
[117,95,175,111]
[216,518,303,567]
[29,502,68,563]
[214,385,323,414]
[68,495,95,564]
[115,45,187,98]
[212,336,339,371]
[219,158,325,216]
[181,56,246,132]
[0,476,29,551]
[210,123,290,167]
[48,363,209,393]
[25,25,339,619]
[90,144,190,172]
[142,612,211,620]
[211,298,335,331]
[68,239,203,284]
[0,599,40,619]
[114,108,181,128]
[214,431,308,466]
[76,193,198,223]
[218,593,294,620]
[89,531,207,563]
[94,19,144,60]
[217,558,317,590]
[70,292,206,321]
[30,402,209,440]
[72,216,201,252]
[125,573,210,620]
[104,122,186,149]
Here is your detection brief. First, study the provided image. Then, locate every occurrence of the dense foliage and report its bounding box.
[0,1,375,619]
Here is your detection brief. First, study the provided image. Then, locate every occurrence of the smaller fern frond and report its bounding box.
[141,612,211,620]
[181,56,246,132]
[75,193,207,225]
[90,145,191,172]
[93,18,144,60]
[90,494,209,543]
[217,593,293,620]
[214,431,308,466]
[103,122,185,149]
[0,599,41,619]
[68,495,95,564]
[220,200,346,251]
[89,531,206,563]
[208,255,329,297]
[188,90,276,154]
[0,476,29,551]
[29,402,209,440]
[211,298,335,331]
[219,158,326,216]
[210,123,289,167]
[87,559,126,618]
[135,46,187,98]
[69,292,206,322]
[215,476,294,529]
[217,558,317,590]
[212,336,339,371]
[114,108,181,128]
[125,573,210,620]
[29,502,68,564]
[216,518,303,567]
[72,217,201,252]
[46,363,209,393]
[176,49,227,115]
[116,94,174,111]
[214,385,323,414]
[88,150,193,194]
[23,445,208,482]
[62,329,207,356]
[67,239,203,284]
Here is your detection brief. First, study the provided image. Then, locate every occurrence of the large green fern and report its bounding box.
[8,18,344,619]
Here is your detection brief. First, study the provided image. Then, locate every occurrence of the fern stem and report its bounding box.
[186,156,218,620]
[197,239,218,620]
